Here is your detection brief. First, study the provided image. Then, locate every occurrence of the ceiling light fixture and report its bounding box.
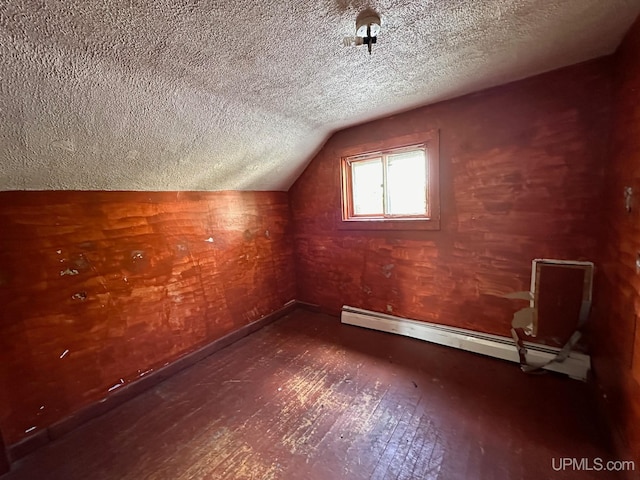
[356,10,381,54]
[343,9,381,55]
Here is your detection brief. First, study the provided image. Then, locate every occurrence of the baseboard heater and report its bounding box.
[341,306,591,381]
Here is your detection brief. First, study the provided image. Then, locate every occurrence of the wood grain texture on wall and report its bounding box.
[596,15,640,461]
[290,59,611,342]
[0,434,8,475]
[0,191,295,446]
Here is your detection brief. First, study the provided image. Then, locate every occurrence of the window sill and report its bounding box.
[338,217,440,231]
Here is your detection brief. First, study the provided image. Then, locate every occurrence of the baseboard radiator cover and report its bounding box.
[341,306,590,381]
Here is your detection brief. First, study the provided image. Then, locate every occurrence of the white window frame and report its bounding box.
[340,130,440,231]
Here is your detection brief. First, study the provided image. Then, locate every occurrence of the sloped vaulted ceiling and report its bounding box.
[1,0,639,191]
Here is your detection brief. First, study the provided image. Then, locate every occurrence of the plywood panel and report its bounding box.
[534,262,592,346]
[290,59,610,343]
[0,191,295,446]
[595,15,640,461]
[0,434,8,475]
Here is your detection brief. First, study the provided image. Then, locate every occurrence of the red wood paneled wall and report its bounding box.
[0,434,8,474]
[290,59,611,339]
[596,16,640,460]
[0,191,295,446]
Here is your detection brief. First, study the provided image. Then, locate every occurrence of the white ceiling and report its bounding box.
[1,1,639,191]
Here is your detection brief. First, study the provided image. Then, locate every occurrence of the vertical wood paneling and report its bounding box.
[0,191,295,447]
[596,15,640,461]
[290,59,610,342]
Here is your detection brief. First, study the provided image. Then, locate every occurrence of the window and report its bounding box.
[340,130,440,230]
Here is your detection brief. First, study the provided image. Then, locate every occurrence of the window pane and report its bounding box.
[386,150,427,215]
[352,158,383,215]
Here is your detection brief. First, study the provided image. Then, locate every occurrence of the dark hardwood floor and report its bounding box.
[1,310,623,479]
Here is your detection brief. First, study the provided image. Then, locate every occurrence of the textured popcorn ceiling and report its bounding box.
[1,1,639,191]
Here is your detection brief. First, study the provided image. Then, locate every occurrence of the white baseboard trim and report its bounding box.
[341,306,590,381]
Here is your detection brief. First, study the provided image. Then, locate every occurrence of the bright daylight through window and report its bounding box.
[340,131,439,230]
[351,148,427,216]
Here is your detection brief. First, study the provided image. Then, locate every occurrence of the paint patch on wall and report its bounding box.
[127,250,150,272]
[382,264,395,279]
[59,268,79,276]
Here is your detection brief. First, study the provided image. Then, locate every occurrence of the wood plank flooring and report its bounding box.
[1,310,623,479]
